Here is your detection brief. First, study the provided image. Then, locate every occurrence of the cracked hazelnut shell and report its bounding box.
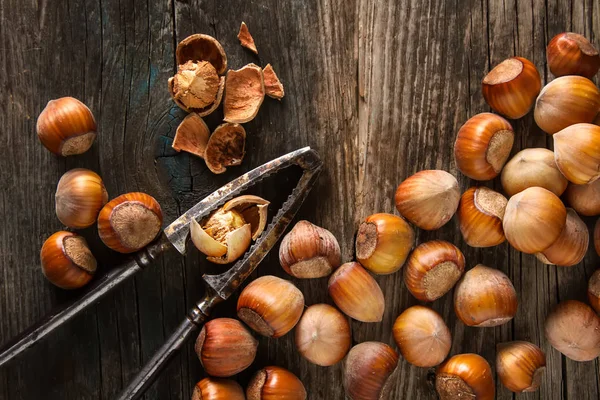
[176,33,227,75]
[224,64,265,123]
[263,64,285,100]
[204,123,246,174]
[171,113,210,158]
[238,22,258,54]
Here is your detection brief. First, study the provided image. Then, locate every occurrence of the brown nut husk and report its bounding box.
[588,269,600,314]
[97,192,163,254]
[535,76,600,134]
[195,318,258,377]
[503,187,567,254]
[554,123,600,184]
[224,64,265,123]
[482,57,541,119]
[237,275,304,338]
[171,61,220,111]
[263,64,285,100]
[40,231,97,290]
[279,220,341,278]
[454,264,518,327]
[55,168,109,229]
[192,377,245,400]
[501,148,568,197]
[544,300,600,361]
[247,366,307,400]
[547,32,600,79]
[343,342,399,400]
[436,354,495,400]
[394,170,460,230]
[535,208,588,267]
[328,262,385,323]
[37,97,97,156]
[237,22,258,54]
[295,304,351,366]
[403,240,465,302]
[171,113,210,158]
[355,213,414,274]
[190,195,268,264]
[392,306,451,367]
[565,180,600,216]
[204,123,246,174]
[457,187,507,248]
[176,34,227,75]
[496,341,546,393]
[454,113,514,180]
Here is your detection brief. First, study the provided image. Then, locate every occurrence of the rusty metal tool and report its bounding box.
[0,147,322,372]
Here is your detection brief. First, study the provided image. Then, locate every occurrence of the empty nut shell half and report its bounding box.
[224,64,265,124]
[454,264,518,327]
[565,180,600,216]
[394,170,460,230]
[454,113,514,180]
[204,123,246,174]
[588,269,600,314]
[535,208,588,267]
[535,76,600,135]
[547,32,600,79]
[404,240,465,302]
[436,353,495,400]
[501,148,568,197]
[171,113,210,158]
[457,187,507,248]
[247,366,307,400]
[554,123,600,184]
[343,342,398,400]
[482,57,541,119]
[176,33,227,75]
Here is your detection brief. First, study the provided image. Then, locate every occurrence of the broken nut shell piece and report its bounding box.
[224,64,265,123]
[176,33,228,75]
[204,123,246,174]
[172,113,210,158]
[238,22,258,54]
[190,195,269,264]
[263,64,285,100]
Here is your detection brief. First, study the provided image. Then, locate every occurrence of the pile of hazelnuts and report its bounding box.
[193,32,600,400]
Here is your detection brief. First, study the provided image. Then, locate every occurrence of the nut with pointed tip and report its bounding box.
[355,213,414,274]
[457,187,507,248]
[192,377,245,400]
[394,170,460,230]
[279,220,341,278]
[237,275,304,338]
[224,64,265,123]
[535,76,600,134]
[40,231,97,290]
[97,192,163,254]
[176,34,227,75]
[503,187,567,253]
[565,180,600,216]
[263,64,284,100]
[204,123,246,174]
[454,113,514,180]
[535,208,588,267]
[190,195,268,264]
[501,148,568,197]
[482,57,541,119]
[328,262,385,323]
[545,300,600,361]
[343,342,399,400]
[454,264,517,327]
[295,304,351,366]
[55,168,108,229]
[392,306,451,367]
[247,366,307,400]
[194,318,258,377]
[435,353,495,400]
[171,113,210,158]
[588,269,600,314]
[496,341,546,393]
[554,123,600,184]
[547,32,600,79]
[36,97,97,156]
[237,22,258,54]
[403,240,465,302]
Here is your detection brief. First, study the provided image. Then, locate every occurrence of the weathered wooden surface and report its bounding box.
[1,0,599,398]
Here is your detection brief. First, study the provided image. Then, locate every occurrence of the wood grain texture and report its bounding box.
[1,0,599,399]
